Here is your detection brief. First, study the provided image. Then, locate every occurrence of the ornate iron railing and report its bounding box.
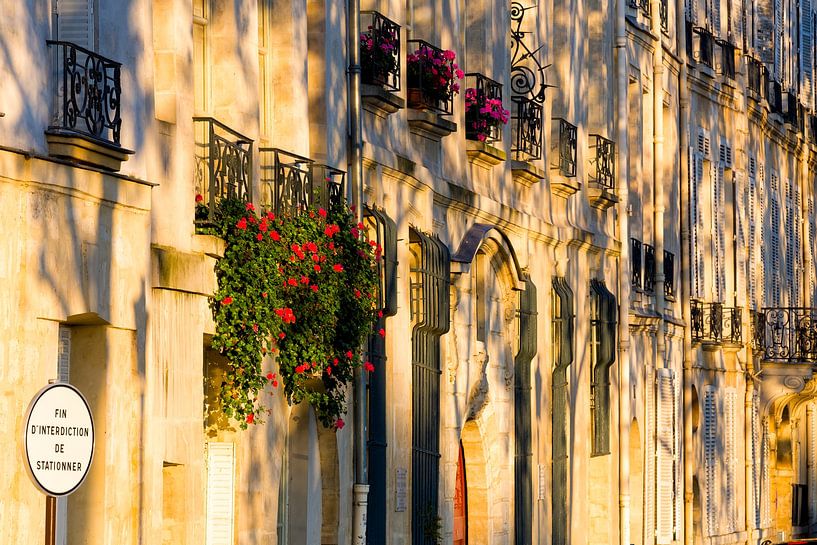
[693,27,715,69]
[659,0,669,34]
[360,11,401,92]
[509,2,547,160]
[718,40,736,80]
[552,118,577,177]
[47,40,122,145]
[770,81,784,114]
[753,307,817,363]
[258,148,345,215]
[643,243,656,294]
[589,134,616,190]
[406,39,454,115]
[747,57,763,95]
[194,117,253,225]
[512,98,543,160]
[464,73,504,144]
[750,310,767,351]
[691,301,743,344]
[631,238,642,289]
[784,92,799,126]
[628,0,651,18]
[664,250,675,298]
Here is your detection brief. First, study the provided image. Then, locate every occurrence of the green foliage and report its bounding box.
[208,197,380,429]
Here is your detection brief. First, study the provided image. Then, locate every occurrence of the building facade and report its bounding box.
[0,0,815,545]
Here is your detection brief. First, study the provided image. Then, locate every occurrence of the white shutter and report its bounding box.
[719,142,734,169]
[749,172,758,309]
[757,0,776,67]
[762,422,772,527]
[770,173,781,306]
[690,149,706,299]
[656,369,677,544]
[690,0,701,25]
[57,325,71,383]
[809,195,816,303]
[725,389,738,533]
[55,0,94,50]
[794,182,803,305]
[758,168,767,307]
[206,442,236,545]
[774,0,784,82]
[730,0,744,43]
[713,162,727,302]
[736,171,748,305]
[752,392,761,528]
[704,387,719,536]
[712,0,723,37]
[698,129,712,161]
[801,0,814,107]
[786,178,797,305]
[645,373,656,545]
[809,404,817,524]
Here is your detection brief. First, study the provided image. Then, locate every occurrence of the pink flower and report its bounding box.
[378,328,386,338]
[335,418,345,430]
[364,361,375,372]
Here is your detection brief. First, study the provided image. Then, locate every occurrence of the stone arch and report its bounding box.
[451,223,525,291]
[629,419,644,545]
[461,419,489,545]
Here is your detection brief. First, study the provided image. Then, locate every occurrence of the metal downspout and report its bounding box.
[348,0,368,542]
[616,0,631,543]
[676,0,694,542]
[651,0,666,372]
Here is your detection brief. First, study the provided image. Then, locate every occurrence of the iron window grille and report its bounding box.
[364,207,399,316]
[664,250,675,298]
[552,118,577,177]
[511,98,543,160]
[258,148,345,215]
[47,40,122,146]
[409,229,450,545]
[753,307,817,363]
[718,40,736,80]
[360,11,401,92]
[643,243,656,294]
[750,310,767,351]
[464,73,504,144]
[406,39,454,115]
[690,300,743,344]
[514,277,537,545]
[589,134,616,190]
[693,27,715,69]
[631,238,643,289]
[659,0,669,34]
[590,280,617,457]
[194,117,253,226]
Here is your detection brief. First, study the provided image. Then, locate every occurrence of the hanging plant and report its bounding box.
[208,196,380,429]
[464,88,510,142]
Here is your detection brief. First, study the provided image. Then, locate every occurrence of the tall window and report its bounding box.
[515,277,537,545]
[193,0,209,115]
[589,280,617,456]
[552,277,574,545]
[410,229,450,545]
[53,0,96,49]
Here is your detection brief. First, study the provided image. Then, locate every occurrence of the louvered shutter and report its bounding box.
[57,325,71,383]
[749,171,758,308]
[656,369,677,544]
[785,178,796,305]
[774,0,783,82]
[206,442,236,545]
[704,387,719,536]
[698,129,712,160]
[758,168,767,306]
[55,0,94,50]
[713,162,727,302]
[645,373,656,545]
[762,421,772,527]
[809,196,816,303]
[794,182,803,305]
[770,174,781,306]
[801,0,814,107]
[752,392,761,528]
[690,149,706,299]
[690,0,701,25]
[757,0,776,67]
[809,404,817,524]
[730,0,744,43]
[736,171,748,306]
[725,389,738,533]
[712,0,723,36]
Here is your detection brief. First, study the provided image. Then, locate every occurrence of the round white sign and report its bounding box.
[23,383,94,496]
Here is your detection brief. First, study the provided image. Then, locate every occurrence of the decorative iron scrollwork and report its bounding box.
[258,148,345,215]
[691,300,743,345]
[755,307,817,363]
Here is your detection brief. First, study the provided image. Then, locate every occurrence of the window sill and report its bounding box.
[466,140,506,168]
[587,186,618,210]
[511,160,545,186]
[549,173,581,198]
[45,129,133,172]
[407,109,457,141]
[362,84,405,117]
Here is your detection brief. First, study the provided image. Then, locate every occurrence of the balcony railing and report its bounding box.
[589,134,616,190]
[464,73,504,144]
[361,11,401,92]
[643,244,656,294]
[47,40,122,146]
[769,81,783,114]
[631,238,642,289]
[747,57,763,95]
[664,250,675,298]
[194,117,253,225]
[511,98,543,160]
[259,148,345,215]
[406,39,454,115]
[718,40,736,80]
[752,307,817,363]
[691,301,743,344]
[552,118,577,177]
[628,0,651,18]
[784,92,799,126]
[693,27,715,69]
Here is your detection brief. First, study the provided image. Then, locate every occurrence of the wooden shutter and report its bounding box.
[758,167,767,307]
[656,369,677,544]
[809,404,817,523]
[785,178,797,305]
[752,392,762,528]
[809,195,816,303]
[205,442,236,545]
[802,0,814,107]
[704,387,718,536]
[690,148,706,299]
[712,0,723,36]
[774,0,783,82]
[55,0,94,50]
[645,371,656,545]
[736,170,748,306]
[725,389,738,533]
[713,162,727,302]
[749,171,758,308]
[762,421,772,527]
[770,173,781,306]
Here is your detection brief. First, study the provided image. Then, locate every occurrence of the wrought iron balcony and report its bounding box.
[718,40,736,80]
[258,148,345,215]
[631,238,642,289]
[643,244,656,294]
[663,250,675,298]
[464,73,504,144]
[691,301,743,344]
[360,11,401,92]
[588,134,616,190]
[194,117,252,226]
[511,98,543,160]
[783,92,799,126]
[47,40,122,146]
[747,57,763,95]
[552,118,577,177]
[628,0,651,18]
[406,39,455,115]
[693,27,715,69]
[769,81,783,114]
[752,307,817,363]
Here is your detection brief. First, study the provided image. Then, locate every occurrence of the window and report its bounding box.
[590,280,617,456]
[54,0,96,50]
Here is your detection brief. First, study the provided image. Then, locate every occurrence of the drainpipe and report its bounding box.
[348,0,368,543]
[676,1,694,543]
[651,0,666,372]
[615,0,631,544]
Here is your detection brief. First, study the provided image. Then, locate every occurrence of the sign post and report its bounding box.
[23,383,94,497]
